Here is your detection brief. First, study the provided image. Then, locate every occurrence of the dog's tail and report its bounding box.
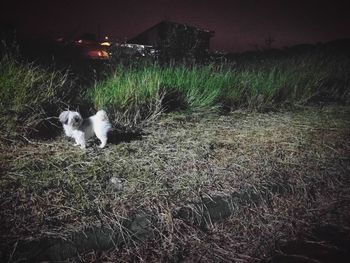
[96,110,109,122]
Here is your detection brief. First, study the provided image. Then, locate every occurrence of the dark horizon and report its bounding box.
[2,0,350,52]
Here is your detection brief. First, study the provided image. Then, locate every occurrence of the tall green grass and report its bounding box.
[0,54,75,137]
[90,65,234,111]
[89,52,350,115]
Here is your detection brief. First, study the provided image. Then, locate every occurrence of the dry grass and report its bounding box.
[1,106,350,262]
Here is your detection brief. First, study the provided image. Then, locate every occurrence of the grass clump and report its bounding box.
[89,64,235,115]
[0,54,75,138]
[88,51,350,118]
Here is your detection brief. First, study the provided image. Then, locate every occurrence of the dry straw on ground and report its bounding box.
[1,106,350,262]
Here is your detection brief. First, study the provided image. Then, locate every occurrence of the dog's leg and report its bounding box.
[74,132,86,149]
[95,128,108,148]
[78,137,86,149]
[80,143,86,149]
[96,133,108,148]
[98,137,107,148]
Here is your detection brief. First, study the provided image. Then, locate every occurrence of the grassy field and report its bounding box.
[1,45,349,137]
[1,44,350,262]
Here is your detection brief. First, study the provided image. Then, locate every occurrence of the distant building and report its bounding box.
[128,20,215,59]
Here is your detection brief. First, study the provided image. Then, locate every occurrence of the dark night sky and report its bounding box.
[2,0,350,52]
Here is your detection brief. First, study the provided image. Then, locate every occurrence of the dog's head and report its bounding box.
[59,111,83,128]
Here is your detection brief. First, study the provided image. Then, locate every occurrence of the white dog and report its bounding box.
[59,110,111,149]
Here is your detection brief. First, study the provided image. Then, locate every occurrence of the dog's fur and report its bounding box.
[59,110,111,149]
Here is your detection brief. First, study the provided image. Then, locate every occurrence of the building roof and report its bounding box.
[128,20,214,43]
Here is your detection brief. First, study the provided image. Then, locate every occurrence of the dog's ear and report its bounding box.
[59,111,69,125]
